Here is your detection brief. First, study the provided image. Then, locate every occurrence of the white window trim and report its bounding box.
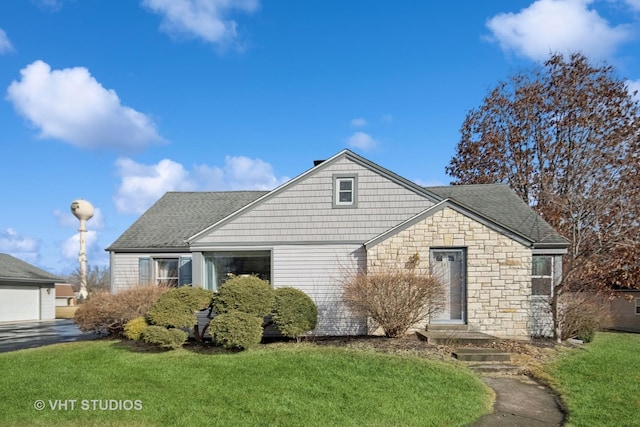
[333,174,358,208]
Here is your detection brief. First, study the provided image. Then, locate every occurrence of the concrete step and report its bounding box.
[426,324,469,331]
[452,348,511,362]
[467,363,523,375]
[416,330,499,345]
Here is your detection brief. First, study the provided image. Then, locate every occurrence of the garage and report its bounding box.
[0,286,40,322]
[0,254,59,323]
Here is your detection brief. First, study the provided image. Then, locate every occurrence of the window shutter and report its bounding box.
[179,257,193,286]
[139,257,151,285]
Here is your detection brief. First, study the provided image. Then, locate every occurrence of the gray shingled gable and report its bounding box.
[425,184,568,247]
[187,149,440,242]
[0,253,62,283]
[106,191,267,251]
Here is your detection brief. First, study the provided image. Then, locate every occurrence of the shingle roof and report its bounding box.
[0,253,63,284]
[425,184,568,247]
[106,191,268,251]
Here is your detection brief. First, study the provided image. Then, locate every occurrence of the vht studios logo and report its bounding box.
[34,399,143,411]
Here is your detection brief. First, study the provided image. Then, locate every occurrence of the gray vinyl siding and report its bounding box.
[271,244,367,336]
[194,157,434,245]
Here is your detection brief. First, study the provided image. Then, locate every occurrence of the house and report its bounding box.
[107,150,569,339]
[608,289,640,333]
[55,283,76,307]
[0,253,60,322]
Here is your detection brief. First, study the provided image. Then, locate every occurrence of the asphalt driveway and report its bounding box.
[0,319,100,353]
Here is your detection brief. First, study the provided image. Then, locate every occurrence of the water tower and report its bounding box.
[71,199,94,300]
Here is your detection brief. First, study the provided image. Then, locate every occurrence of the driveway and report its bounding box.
[0,319,100,353]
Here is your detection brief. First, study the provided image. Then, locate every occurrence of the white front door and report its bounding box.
[430,250,466,323]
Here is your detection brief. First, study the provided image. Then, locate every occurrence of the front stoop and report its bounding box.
[415,327,499,346]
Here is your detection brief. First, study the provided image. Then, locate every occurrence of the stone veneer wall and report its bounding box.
[367,206,533,339]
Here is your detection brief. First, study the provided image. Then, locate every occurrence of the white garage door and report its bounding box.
[0,286,40,322]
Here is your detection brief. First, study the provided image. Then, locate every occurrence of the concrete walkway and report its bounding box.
[469,376,565,426]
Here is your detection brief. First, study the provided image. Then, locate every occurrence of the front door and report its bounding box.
[430,249,466,323]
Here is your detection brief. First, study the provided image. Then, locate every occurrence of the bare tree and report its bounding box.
[66,265,110,295]
[447,52,640,340]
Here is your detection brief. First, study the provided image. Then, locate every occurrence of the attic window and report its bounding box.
[333,174,358,208]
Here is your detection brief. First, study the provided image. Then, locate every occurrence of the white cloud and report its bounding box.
[114,155,288,214]
[194,155,288,190]
[486,0,632,61]
[54,207,105,230]
[142,0,259,46]
[347,131,379,151]
[36,0,65,11]
[6,60,163,151]
[350,117,367,127]
[627,79,640,102]
[0,228,40,264]
[114,158,196,214]
[623,0,640,10]
[0,28,13,54]
[61,230,100,262]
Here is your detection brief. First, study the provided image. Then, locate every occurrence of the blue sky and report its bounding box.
[1,0,639,275]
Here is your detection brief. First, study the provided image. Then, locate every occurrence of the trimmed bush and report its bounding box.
[212,275,275,317]
[73,285,171,336]
[123,317,148,341]
[272,287,318,340]
[141,325,189,350]
[146,287,214,328]
[209,311,263,350]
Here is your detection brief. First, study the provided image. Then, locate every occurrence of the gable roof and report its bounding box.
[107,151,568,252]
[0,253,62,284]
[187,149,440,242]
[106,191,267,251]
[425,184,568,248]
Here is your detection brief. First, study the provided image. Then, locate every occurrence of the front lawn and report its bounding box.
[546,332,640,427]
[0,340,492,426]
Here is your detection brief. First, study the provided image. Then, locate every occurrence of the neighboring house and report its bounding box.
[55,283,76,307]
[107,150,569,339]
[0,253,60,322]
[608,289,640,333]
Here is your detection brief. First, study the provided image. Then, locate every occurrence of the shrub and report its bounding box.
[74,285,171,335]
[123,317,148,341]
[272,287,318,340]
[557,291,611,342]
[342,269,444,338]
[212,275,275,317]
[209,311,263,350]
[141,325,189,350]
[146,287,214,328]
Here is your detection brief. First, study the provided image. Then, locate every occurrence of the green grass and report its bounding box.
[546,332,640,427]
[0,340,492,426]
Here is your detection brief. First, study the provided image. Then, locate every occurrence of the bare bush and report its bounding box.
[342,270,444,338]
[74,285,171,335]
[557,291,612,342]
